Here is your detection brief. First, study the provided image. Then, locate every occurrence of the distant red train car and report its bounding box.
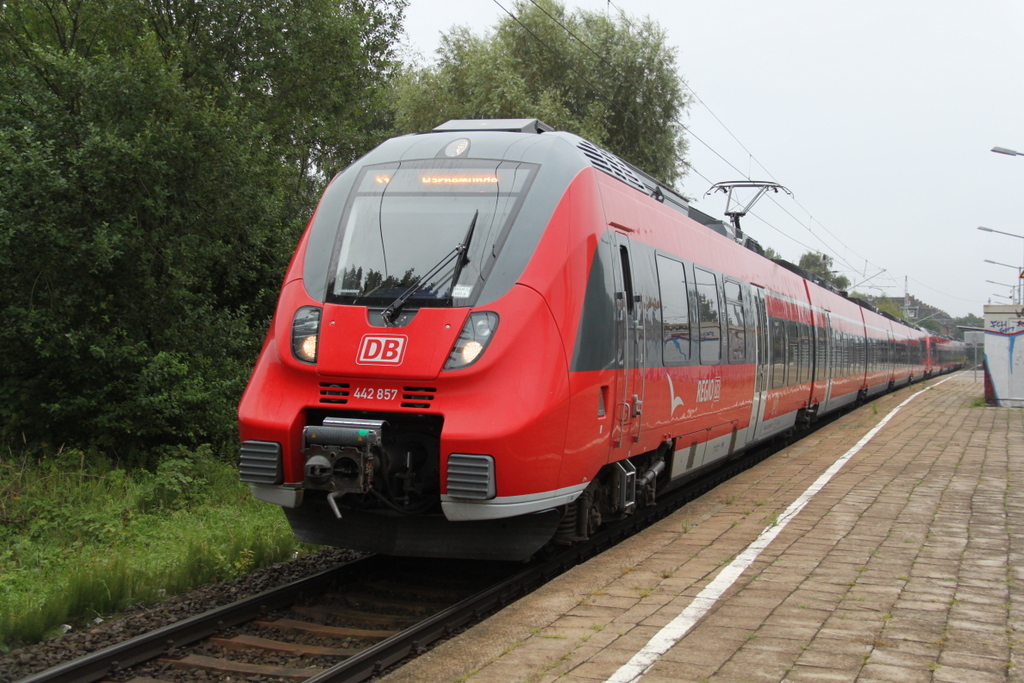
[238,119,964,560]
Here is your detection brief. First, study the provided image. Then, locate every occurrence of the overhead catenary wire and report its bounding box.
[493,0,980,309]
[515,0,864,276]
[597,0,874,278]
[598,0,979,309]
[518,0,864,278]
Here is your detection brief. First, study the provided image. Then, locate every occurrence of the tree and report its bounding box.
[870,298,908,321]
[391,0,690,185]
[797,252,851,292]
[0,0,405,460]
[955,313,983,329]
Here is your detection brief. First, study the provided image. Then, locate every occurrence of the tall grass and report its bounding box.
[0,445,309,649]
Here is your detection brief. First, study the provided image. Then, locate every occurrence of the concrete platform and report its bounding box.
[380,371,1024,683]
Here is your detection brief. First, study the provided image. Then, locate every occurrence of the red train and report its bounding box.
[238,119,965,560]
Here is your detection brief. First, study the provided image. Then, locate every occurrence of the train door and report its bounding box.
[885,330,894,386]
[822,312,834,408]
[749,286,769,442]
[609,232,646,452]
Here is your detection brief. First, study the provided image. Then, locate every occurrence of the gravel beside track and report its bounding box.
[0,548,363,683]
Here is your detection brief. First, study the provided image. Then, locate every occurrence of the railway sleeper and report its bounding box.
[158,654,322,682]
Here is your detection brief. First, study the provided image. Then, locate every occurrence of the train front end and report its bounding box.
[238,121,590,560]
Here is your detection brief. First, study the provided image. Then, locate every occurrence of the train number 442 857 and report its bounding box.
[352,387,398,401]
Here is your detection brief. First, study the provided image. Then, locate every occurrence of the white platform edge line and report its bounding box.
[605,375,959,683]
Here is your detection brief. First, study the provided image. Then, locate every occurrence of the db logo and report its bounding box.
[357,335,407,365]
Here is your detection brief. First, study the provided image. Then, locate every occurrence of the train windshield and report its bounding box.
[327,159,538,308]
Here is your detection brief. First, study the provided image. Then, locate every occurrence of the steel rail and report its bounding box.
[17,404,839,683]
[15,555,389,683]
[302,442,775,683]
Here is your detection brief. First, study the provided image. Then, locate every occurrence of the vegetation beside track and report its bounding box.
[0,446,308,651]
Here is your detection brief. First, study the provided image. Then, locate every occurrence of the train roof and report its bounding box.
[366,119,947,340]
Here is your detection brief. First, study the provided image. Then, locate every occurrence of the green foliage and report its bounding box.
[872,297,909,321]
[762,247,784,261]
[954,313,983,339]
[957,313,983,327]
[0,0,405,459]
[392,0,690,185]
[797,252,851,291]
[0,446,306,648]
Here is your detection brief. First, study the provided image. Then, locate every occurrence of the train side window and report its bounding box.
[839,331,847,374]
[817,325,828,379]
[724,279,745,363]
[694,268,721,364]
[847,332,854,373]
[786,320,800,385]
[656,255,691,365]
[619,246,634,317]
[799,323,811,384]
[771,318,786,389]
[844,332,851,373]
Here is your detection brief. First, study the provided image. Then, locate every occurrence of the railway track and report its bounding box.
[16,405,843,683]
[14,459,769,683]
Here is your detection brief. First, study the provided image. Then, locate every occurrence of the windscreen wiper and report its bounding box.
[381,211,480,327]
[447,210,479,298]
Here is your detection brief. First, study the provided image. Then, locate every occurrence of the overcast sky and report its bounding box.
[400,0,1024,318]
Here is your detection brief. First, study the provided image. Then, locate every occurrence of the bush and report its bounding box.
[0,445,306,649]
[0,0,405,460]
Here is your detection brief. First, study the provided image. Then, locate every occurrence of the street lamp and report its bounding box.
[992,146,1024,157]
[984,259,1023,304]
[987,279,1016,295]
[980,226,1024,303]
[987,279,1016,299]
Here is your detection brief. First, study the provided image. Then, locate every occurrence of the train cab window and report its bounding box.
[694,268,721,364]
[656,255,691,365]
[771,318,786,389]
[326,159,538,308]
[724,280,746,363]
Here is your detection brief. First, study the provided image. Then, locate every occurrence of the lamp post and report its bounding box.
[983,245,1024,304]
[987,279,1016,303]
[992,146,1024,157]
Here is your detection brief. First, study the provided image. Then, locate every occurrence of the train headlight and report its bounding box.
[291,306,322,364]
[444,312,499,370]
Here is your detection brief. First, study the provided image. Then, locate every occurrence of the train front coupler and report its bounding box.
[301,418,387,518]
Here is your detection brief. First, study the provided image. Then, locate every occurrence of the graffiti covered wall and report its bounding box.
[984,304,1024,408]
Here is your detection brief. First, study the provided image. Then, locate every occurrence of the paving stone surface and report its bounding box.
[380,372,1024,682]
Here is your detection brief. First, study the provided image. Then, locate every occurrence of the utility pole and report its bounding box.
[904,277,910,319]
